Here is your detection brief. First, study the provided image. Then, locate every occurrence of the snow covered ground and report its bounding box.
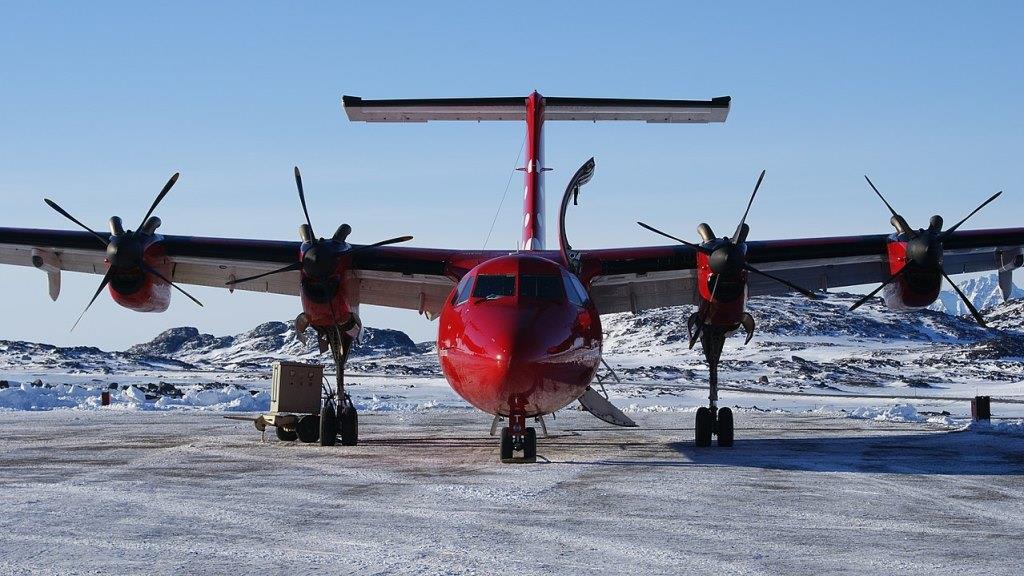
[1,278,1022,573]
[1,410,1022,575]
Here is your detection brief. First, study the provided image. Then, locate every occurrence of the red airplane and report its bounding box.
[1,92,1021,462]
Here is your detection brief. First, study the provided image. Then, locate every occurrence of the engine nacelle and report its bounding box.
[882,239,942,310]
[107,244,172,313]
[298,242,355,328]
[695,246,749,326]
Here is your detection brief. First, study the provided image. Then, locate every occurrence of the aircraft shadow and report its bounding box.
[670,429,1024,476]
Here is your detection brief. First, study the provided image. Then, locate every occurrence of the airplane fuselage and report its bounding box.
[437,254,602,417]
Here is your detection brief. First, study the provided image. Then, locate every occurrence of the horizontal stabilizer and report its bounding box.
[578,387,638,427]
[343,95,730,123]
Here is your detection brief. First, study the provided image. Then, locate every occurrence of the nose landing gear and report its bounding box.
[316,319,360,447]
[499,415,537,463]
[694,325,735,448]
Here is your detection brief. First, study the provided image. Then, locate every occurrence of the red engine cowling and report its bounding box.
[882,239,942,310]
[107,244,172,312]
[696,250,749,326]
[298,249,355,328]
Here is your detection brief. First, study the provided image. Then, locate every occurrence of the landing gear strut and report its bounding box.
[694,325,735,447]
[319,320,359,447]
[499,415,537,463]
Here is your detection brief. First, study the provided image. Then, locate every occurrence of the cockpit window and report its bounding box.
[563,272,588,306]
[452,275,474,305]
[519,275,565,300]
[472,275,516,299]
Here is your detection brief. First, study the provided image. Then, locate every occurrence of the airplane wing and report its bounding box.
[0,228,500,318]
[3,226,1023,318]
[578,229,1024,314]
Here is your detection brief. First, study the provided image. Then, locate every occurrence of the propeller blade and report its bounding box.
[863,175,903,221]
[70,269,114,331]
[225,261,303,286]
[138,172,180,230]
[848,265,907,312]
[743,264,819,299]
[941,270,987,327]
[140,263,203,307]
[732,169,765,242]
[294,166,315,239]
[44,199,109,247]
[636,222,711,253]
[349,235,415,253]
[939,191,1002,240]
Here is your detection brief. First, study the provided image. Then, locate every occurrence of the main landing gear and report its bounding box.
[694,325,735,448]
[316,320,359,447]
[499,415,537,463]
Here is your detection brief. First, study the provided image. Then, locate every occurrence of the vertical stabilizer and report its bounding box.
[343,93,730,250]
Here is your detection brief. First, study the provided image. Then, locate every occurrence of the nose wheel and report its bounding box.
[499,415,537,463]
[694,325,735,448]
[695,406,733,447]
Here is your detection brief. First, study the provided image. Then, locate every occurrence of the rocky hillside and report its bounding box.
[0,285,1020,387]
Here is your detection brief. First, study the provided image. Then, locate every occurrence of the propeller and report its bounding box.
[44,172,203,330]
[638,170,819,300]
[848,176,1001,326]
[226,167,413,287]
[640,170,818,348]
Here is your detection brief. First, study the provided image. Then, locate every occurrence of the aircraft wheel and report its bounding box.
[296,415,320,443]
[275,426,298,442]
[499,427,514,462]
[339,401,358,446]
[522,427,537,463]
[695,407,713,447]
[319,401,338,447]
[717,407,734,447]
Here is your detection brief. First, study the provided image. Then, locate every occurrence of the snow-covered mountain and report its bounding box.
[125,321,423,369]
[930,273,1023,316]
[1,291,1021,390]
[600,291,1023,389]
[0,321,434,375]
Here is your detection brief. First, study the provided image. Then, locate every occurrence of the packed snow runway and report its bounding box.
[2,409,1022,575]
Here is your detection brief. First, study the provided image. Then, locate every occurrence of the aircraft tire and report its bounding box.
[717,407,734,447]
[523,427,537,462]
[319,401,338,447]
[695,407,713,447]
[339,403,358,446]
[500,427,514,462]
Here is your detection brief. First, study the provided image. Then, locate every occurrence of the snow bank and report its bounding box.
[847,403,924,422]
[968,419,1024,435]
[0,382,269,412]
[0,382,98,410]
[356,395,450,412]
[624,403,699,413]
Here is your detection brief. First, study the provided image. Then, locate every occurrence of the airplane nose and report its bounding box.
[440,301,600,416]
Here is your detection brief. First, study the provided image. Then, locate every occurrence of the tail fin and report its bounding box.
[343,93,730,250]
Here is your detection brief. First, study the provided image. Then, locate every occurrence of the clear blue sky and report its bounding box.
[1,1,1021,348]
